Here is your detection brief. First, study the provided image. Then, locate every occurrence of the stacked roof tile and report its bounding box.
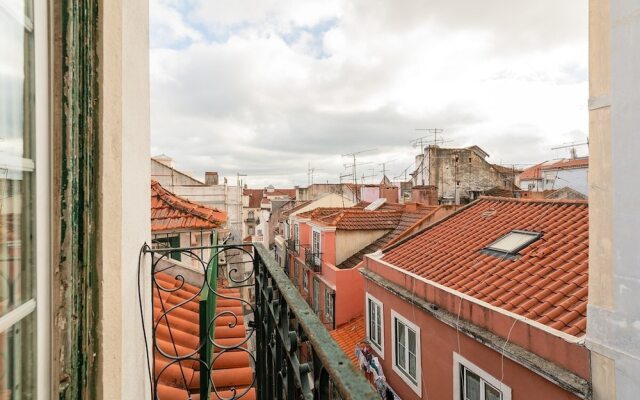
[381,197,588,337]
[151,180,227,232]
[154,272,255,400]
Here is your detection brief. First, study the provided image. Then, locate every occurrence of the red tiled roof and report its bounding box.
[154,272,256,399]
[381,197,589,337]
[540,157,589,171]
[243,189,265,209]
[330,317,366,368]
[151,181,227,232]
[519,163,545,180]
[244,188,296,209]
[337,203,441,269]
[313,209,403,230]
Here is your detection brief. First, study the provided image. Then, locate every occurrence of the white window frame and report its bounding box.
[324,287,334,323]
[312,278,320,314]
[391,310,421,396]
[365,293,384,358]
[293,223,299,250]
[453,353,511,400]
[303,268,309,292]
[312,228,321,266]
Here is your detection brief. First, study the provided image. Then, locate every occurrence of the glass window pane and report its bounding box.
[464,369,481,400]
[485,383,502,400]
[396,322,406,368]
[0,0,35,319]
[0,311,35,400]
[408,329,416,353]
[375,309,381,345]
[408,351,416,378]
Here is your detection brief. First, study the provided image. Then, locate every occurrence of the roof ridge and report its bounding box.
[479,195,588,205]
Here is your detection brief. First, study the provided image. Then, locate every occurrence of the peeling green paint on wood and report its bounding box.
[52,0,100,398]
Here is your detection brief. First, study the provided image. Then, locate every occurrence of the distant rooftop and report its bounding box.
[151,180,227,232]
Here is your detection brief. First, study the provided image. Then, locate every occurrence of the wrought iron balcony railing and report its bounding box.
[285,238,298,254]
[305,250,323,272]
[143,241,376,400]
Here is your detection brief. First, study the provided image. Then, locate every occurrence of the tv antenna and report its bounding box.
[342,148,377,201]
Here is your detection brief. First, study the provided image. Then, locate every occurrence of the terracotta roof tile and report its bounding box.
[518,163,545,180]
[154,272,255,399]
[330,317,366,367]
[381,197,589,337]
[540,157,589,171]
[151,180,227,232]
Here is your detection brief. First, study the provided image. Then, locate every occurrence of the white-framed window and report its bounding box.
[303,269,308,292]
[312,229,321,266]
[293,223,299,250]
[312,278,320,314]
[365,293,384,357]
[324,287,334,323]
[453,353,511,400]
[1,0,49,397]
[391,310,421,396]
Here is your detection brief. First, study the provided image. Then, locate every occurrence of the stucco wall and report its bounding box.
[587,0,640,399]
[365,280,584,400]
[415,147,513,202]
[543,167,589,195]
[99,0,151,398]
[335,229,388,265]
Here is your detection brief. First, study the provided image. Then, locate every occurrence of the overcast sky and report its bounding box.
[150,0,588,188]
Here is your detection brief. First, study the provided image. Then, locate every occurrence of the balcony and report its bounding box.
[146,242,376,399]
[285,238,298,254]
[305,249,323,272]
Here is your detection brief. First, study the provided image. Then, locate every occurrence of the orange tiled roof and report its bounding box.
[298,202,410,230]
[154,272,255,399]
[540,157,589,171]
[151,180,227,232]
[381,197,589,337]
[337,203,441,269]
[330,317,366,368]
[244,188,296,209]
[519,163,545,180]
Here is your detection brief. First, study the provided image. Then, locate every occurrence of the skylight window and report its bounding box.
[485,230,541,255]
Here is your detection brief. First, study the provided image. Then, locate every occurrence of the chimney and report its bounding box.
[412,185,438,205]
[380,186,399,203]
[205,172,219,185]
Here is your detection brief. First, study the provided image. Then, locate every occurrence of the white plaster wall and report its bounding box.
[335,230,388,266]
[99,0,151,398]
[543,168,588,195]
[587,0,640,398]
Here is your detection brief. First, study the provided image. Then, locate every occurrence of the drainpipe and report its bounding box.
[199,231,218,400]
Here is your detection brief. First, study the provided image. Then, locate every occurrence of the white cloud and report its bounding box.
[150,0,588,187]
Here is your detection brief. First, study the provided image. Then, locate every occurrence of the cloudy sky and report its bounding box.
[150,0,588,187]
